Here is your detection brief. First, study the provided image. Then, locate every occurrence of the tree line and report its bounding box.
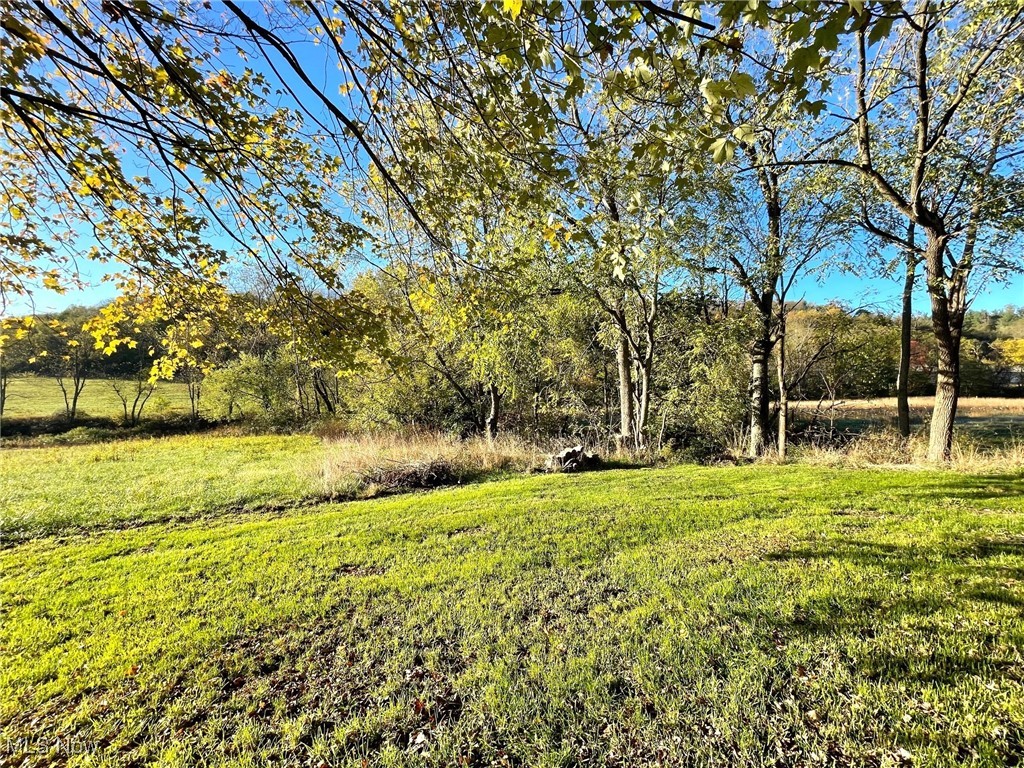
[3,297,1022,453]
[1,2,1023,458]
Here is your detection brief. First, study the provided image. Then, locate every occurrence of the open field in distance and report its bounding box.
[1,374,192,420]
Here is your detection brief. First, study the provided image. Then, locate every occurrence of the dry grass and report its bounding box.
[792,429,1024,472]
[317,430,550,497]
[783,396,1024,471]
[792,396,1024,421]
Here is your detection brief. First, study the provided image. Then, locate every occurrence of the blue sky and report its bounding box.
[16,249,1021,317]
[803,267,1022,314]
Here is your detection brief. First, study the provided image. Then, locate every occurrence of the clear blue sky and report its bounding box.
[14,248,1021,317]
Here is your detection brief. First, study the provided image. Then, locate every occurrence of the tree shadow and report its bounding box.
[757,533,1024,687]
[0,413,223,446]
[870,472,1024,505]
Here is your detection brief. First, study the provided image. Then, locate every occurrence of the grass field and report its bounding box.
[1,374,192,421]
[2,435,1024,766]
[0,432,543,542]
[795,397,1024,417]
[0,435,325,541]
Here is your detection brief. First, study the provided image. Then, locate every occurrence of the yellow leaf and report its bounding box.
[503,0,523,19]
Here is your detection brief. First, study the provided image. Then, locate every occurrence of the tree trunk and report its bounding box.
[188,377,202,420]
[615,324,634,453]
[922,132,997,461]
[484,383,501,442]
[897,246,916,439]
[776,313,788,460]
[634,356,652,450]
[603,189,637,454]
[929,336,960,462]
[311,370,335,416]
[602,358,610,436]
[746,153,782,459]
[747,310,773,458]
[57,378,70,420]
[71,377,85,421]
[923,232,962,462]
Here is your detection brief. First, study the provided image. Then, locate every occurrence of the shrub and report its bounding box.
[202,353,296,424]
[358,458,462,493]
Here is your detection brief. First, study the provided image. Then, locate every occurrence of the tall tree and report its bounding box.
[718,2,1024,460]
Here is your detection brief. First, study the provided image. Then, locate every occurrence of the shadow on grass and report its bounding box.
[871,472,1024,503]
[0,414,225,446]
[769,535,1024,580]
[760,533,1024,688]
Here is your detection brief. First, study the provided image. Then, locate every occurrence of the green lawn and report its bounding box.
[1,445,1023,766]
[1,374,192,420]
[0,435,325,541]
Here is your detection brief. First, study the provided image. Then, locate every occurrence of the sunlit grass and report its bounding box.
[0,434,323,541]
[2,374,192,420]
[0,432,549,542]
[1,458,1023,766]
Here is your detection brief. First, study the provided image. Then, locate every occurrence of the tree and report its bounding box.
[655,290,753,454]
[896,229,921,439]
[358,101,555,441]
[0,316,34,417]
[551,137,699,452]
[2,1,386,371]
[787,307,900,403]
[34,309,96,421]
[725,3,1024,460]
[101,318,162,427]
[701,141,851,456]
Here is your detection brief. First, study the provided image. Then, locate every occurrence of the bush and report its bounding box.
[657,433,730,465]
[358,458,462,493]
[202,353,297,424]
[657,311,753,452]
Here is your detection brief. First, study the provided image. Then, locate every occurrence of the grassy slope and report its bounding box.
[2,462,1023,766]
[2,374,192,419]
[0,435,324,540]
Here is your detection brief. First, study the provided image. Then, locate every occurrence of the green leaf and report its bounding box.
[732,123,756,146]
[710,137,736,164]
[868,15,895,45]
[730,72,757,98]
[789,45,822,77]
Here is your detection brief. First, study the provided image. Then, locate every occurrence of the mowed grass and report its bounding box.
[0,435,325,541]
[2,374,192,420]
[2,453,1024,766]
[0,432,543,542]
